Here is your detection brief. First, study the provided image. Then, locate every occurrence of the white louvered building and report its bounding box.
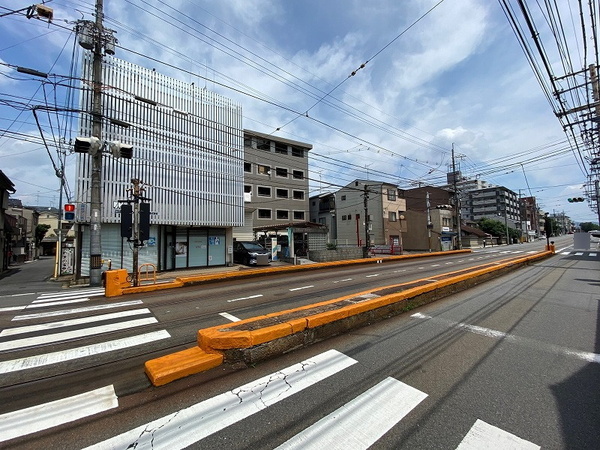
[76,55,244,275]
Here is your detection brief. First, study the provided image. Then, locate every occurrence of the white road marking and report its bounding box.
[12,300,144,321]
[456,419,539,449]
[431,264,441,267]
[365,274,380,278]
[0,317,158,351]
[227,294,263,303]
[0,330,171,374]
[26,298,91,309]
[0,385,118,443]
[0,306,26,312]
[84,349,357,450]
[289,285,314,291]
[590,253,597,257]
[276,377,427,450]
[333,278,353,283]
[1,309,152,337]
[36,289,104,300]
[411,313,600,364]
[574,252,584,256]
[219,312,241,322]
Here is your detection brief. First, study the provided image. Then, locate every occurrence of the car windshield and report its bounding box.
[242,242,266,251]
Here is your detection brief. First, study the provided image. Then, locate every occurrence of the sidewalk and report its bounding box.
[0,256,58,293]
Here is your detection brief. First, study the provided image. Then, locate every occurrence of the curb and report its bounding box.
[144,250,554,386]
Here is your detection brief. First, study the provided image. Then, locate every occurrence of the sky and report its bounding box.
[0,0,598,224]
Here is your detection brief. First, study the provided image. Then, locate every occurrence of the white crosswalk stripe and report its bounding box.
[0,385,119,443]
[276,377,427,450]
[456,419,540,449]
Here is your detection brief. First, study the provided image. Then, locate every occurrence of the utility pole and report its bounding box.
[451,143,462,250]
[426,191,432,252]
[88,0,105,286]
[363,184,370,258]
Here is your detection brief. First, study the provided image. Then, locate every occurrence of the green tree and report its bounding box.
[478,218,506,237]
[579,222,600,232]
[35,224,51,247]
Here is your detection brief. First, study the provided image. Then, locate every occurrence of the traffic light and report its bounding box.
[73,136,101,155]
[567,197,585,202]
[120,204,132,239]
[109,141,133,159]
[63,203,76,221]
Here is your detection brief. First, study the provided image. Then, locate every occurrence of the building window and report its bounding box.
[293,211,305,220]
[244,162,252,173]
[341,195,346,201]
[244,136,253,148]
[257,164,270,175]
[293,170,304,180]
[256,139,270,151]
[291,147,304,157]
[258,209,271,219]
[293,190,305,200]
[387,190,396,201]
[276,167,288,178]
[276,188,289,198]
[275,142,288,155]
[277,210,289,220]
[257,186,271,197]
[389,211,397,222]
[244,185,252,193]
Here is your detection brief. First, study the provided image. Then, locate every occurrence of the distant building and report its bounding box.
[311,180,406,249]
[402,186,457,252]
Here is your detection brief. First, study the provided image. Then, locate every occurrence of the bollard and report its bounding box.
[104,269,131,297]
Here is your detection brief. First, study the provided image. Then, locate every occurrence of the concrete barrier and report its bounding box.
[144,250,554,386]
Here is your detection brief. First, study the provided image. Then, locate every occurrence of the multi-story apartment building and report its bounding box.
[314,180,406,248]
[462,186,520,231]
[237,130,312,241]
[75,55,244,276]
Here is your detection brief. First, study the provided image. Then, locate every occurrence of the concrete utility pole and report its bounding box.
[451,143,462,250]
[89,0,105,286]
[426,191,432,252]
[363,184,370,258]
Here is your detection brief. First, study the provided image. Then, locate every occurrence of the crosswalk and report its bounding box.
[0,348,541,449]
[78,349,538,450]
[0,288,171,375]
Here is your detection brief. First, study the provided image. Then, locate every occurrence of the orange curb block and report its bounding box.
[144,346,223,387]
[145,250,552,386]
[106,249,473,297]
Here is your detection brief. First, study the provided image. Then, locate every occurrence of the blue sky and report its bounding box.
[0,0,597,223]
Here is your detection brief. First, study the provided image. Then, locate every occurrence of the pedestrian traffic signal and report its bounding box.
[567,197,584,202]
[63,203,75,221]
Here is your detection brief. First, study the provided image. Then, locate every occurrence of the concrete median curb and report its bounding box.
[144,250,554,386]
[106,250,472,297]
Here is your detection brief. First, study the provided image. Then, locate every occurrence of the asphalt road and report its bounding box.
[2,235,599,448]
